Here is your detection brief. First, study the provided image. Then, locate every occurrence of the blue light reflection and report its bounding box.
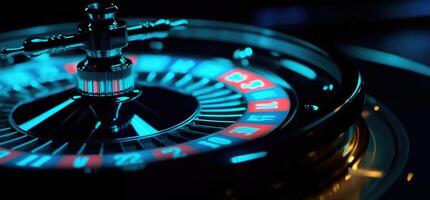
[230,151,268,164]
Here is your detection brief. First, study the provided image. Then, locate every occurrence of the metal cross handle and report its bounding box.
[1,2,187,59]
[1,2,187,97]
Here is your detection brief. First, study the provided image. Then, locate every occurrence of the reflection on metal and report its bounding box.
[352,159,360,170]
[233,47,254,60]
[407,172,414,182]
[347,156,355,163]
[230,151,268,164]
[332,183,340,193]
[307,101,408,200]
[373,105,381,112]
[343,128,359,157]
[19,98,75,131]
[344,174,352,181]
[305,104,320,111]
[341,45,430,77]
[280,59,317,79]
[322,84,334,91]
[131,114,158,136]
[353,169,384,178]
[173,25,341,80]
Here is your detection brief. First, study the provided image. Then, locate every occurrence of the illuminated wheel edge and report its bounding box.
[0,19,364,172]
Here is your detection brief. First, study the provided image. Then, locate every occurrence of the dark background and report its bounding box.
[2,0,430,60]
[3,0,430,32]
[1,0,429,199]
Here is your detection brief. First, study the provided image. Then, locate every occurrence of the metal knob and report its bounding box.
[1,2,188,97]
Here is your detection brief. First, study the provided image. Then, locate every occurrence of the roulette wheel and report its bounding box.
[0,1,414,199]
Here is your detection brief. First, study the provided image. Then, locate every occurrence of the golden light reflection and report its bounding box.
[407,172,414,182]
[347,156,355,163]
[354,169,384,178]
[372,105,381,112]
[361,111,370,119]
[352,160,360,170]
[344,174,352,181]
[332,183,340,192]
[308,151,317,157]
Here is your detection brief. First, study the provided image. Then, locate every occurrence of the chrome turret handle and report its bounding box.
[1,2,187,96]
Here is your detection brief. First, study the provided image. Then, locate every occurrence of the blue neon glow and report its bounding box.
[249,90,277,100]
[52,142,69,155]
[185,78,210,91]
[341,45,430,77]
[95,121,102,129]
[19,98,75,131]
[200,101,242,108]
[31,140,53,153]
[192,59,233,78]
[307,105,319,111]
[33,54,50,61]
[179,28,339,79]
[116,97,130,101]
[195,118,235,124]
[197,90,231,100]
[146,72,157,82]
[161,72,176,84]
[323,84,334,91]
[73,156,89,168]
[198,114,243,118]
[0,132,18,139]
[0,71,32,87]
[107,80,113,93]
[192,82,224,96]
[0,135,26,146]
[0,150,10,159]
[199,94,242,104]
[200,107,246,113]
[136,55,171,72]
[230,151,268,164]
[100,81,106,94]
[175,74,193,87]
[280,59,317,79]
[88,80,93,93]
[16,155,52,168]
[78,80,83,91]
[170,59,196,73]
[12,138,38,150]
[131,115,158,136]
[233,47,254,59]
[77,143,87,155]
